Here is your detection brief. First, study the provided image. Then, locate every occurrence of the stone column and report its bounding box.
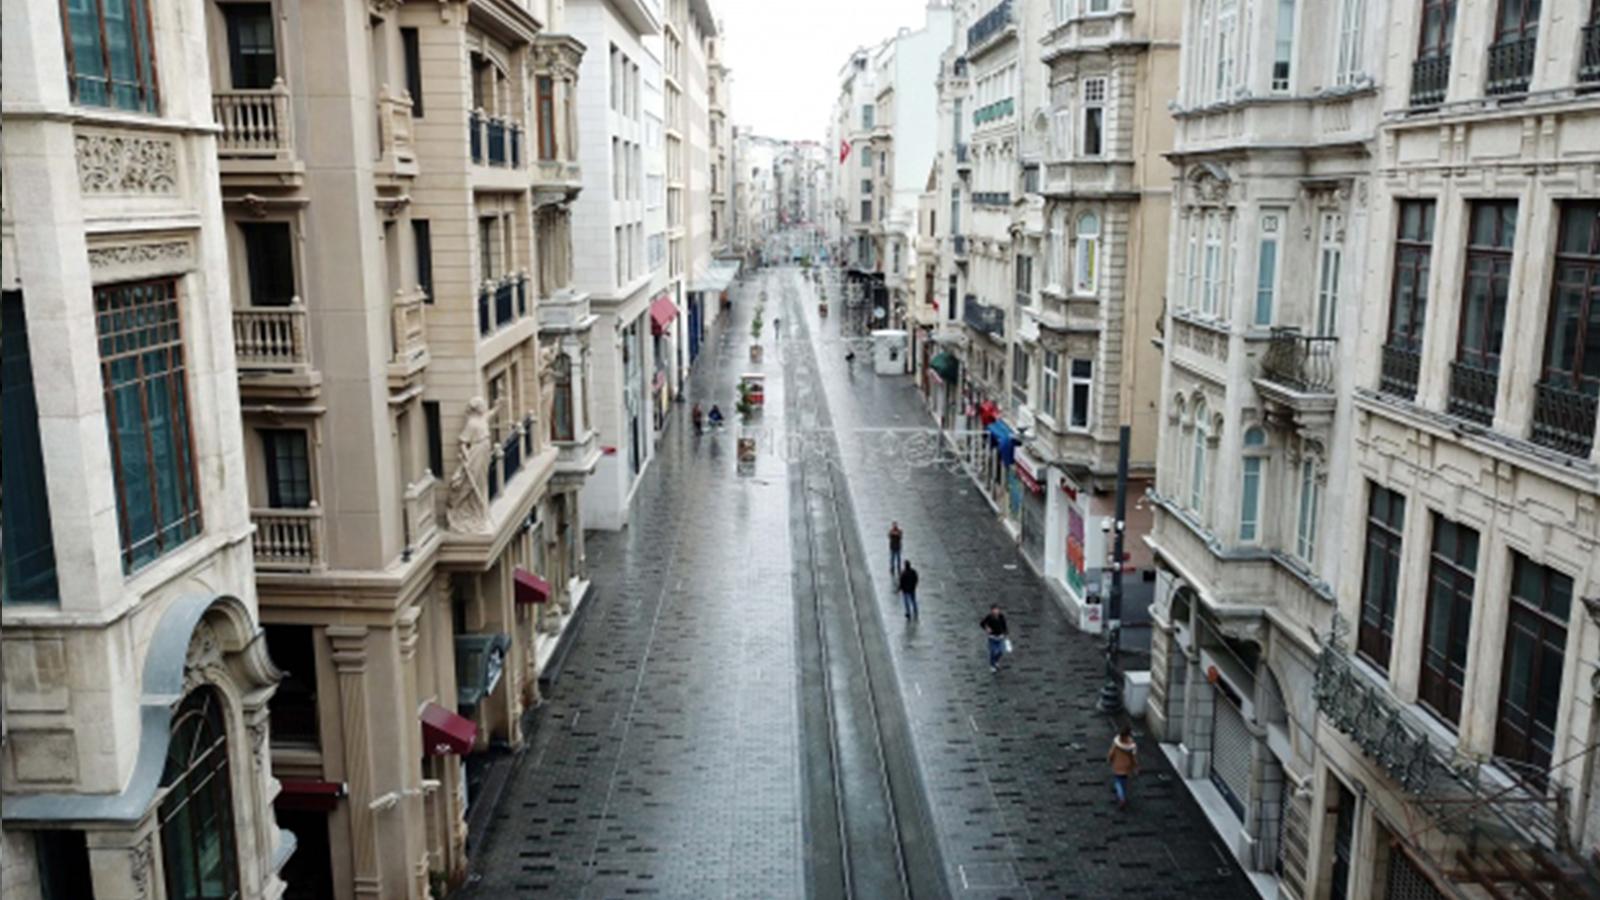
[397,606,429,899]
[328,626,382,899]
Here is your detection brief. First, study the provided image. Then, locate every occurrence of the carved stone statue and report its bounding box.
[446,397,493,532]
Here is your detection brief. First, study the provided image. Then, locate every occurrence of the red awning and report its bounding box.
[514,567,552,605]
[649,294,678,335]
[420,702,477,756]
[978,401,1000,425]
[276,780,346,811]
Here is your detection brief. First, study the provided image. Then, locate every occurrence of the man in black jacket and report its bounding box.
[898,561,919,620]
[981,605,1008,672]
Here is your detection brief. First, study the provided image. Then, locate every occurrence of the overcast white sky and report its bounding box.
[717,0,933,142]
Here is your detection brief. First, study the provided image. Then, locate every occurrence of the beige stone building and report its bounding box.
[1314,0,1600,896]
[202,0,593,895]
[1,0,289,896]
[1144,0,1600,897]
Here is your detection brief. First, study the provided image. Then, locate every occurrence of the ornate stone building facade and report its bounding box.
[1146,0,1600,897]
[2,0,289,896]
[203,0,594,896]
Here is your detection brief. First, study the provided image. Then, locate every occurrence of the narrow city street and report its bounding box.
[462,263,1256,899]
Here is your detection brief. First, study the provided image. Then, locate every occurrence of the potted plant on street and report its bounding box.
[749,308,764,363]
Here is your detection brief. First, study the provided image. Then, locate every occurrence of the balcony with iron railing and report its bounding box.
[1379,342,1422,401]
[486,414,537,502]
[1315,617,1600,900]
[213,80,297,173]
[963,293,1005,340]
[1410,54,1451,108]
[1446,358,1499,425]
[469,110,523,168]
[1486,35,1537,96]
[1259,328,1337,394]
[1582,22,1600,84]
[252,504,325,572]
[1530,380,1598,459]
[973,97,1015,126]
[477,273,530,337]
[967,0,1015,54]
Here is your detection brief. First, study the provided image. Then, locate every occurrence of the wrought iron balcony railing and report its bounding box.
[494,278,516,328]
[1486,35,1537,96]
[469,109,483,163]
[1530,380,1598,459]
[1410,54,1451,108]
[963,294,1005,339]
[1582,23,1600,84]
[1447,359,1499,425]
[1379,342,1422,400]
[967,0,1014,52]
[1259,328,1336,393]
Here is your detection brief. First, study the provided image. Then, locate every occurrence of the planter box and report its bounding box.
[750,344,764,363]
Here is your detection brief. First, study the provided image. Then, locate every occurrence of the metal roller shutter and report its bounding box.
[1209,691,1252,820]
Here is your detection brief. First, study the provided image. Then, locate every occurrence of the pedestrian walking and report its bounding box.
[887,521,903,574]
[1107,726,1140,809]
[980,604,1008,672]
[898,561,919,619]
[774,317,781,341]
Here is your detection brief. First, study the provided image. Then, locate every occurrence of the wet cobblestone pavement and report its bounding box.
[462,263,1258,899]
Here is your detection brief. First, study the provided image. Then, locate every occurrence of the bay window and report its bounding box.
[1081,77,1105,157]
[1238,427,1266,543]
[1041,351,1061,420]
[1074,212,1100,296]
[1189,400,1208,512]
[1294,457,1320,564]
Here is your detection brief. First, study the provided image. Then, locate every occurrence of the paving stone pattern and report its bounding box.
[794,267,1255,900]
[460,285,804,899]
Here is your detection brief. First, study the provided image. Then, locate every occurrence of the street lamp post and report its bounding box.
[1098,424,1131,714]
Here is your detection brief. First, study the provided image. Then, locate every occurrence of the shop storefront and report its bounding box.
[1015,447,1047,568]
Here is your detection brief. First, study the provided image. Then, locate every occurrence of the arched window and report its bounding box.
[1239,426,1267,542]
[1074,211,1100,296]
[160,686,241,900]
[1189,400,1209,513]
[551,353,574,442]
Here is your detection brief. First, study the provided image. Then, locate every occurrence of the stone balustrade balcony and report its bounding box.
[252,505,325,572]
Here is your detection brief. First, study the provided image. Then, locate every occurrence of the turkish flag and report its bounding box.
[839,140,851,164]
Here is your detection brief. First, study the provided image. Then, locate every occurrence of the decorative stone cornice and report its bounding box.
[76,131,178,195]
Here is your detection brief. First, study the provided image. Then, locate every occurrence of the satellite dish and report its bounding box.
[874,306,886,319]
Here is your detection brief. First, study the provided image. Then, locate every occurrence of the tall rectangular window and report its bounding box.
[1238,427,1266,543]
[1334,0,1366,86]
[1012,346,1031,409]
[1214,0,1238,100]
[94,279,202,572]
[861,104,874,128]
[478,216,498,281]
[1271,0,1296,90]
[1450,200,1516,424]
[1294,458,1320,564]
[264,624,319,746]
[261,429,311,509]
[1068,359,1093,430]
[1075,212,1101,296]
[1081,77,1106,157]
[1041,350,1060,420]
[1254,210,1283,326]
[1495,554,1571,781]
[1420,514,1478,726]
[1387,200,1435,351]
[412,219,433,302]
[423,400,443,478]
[1533,202,1600,457]
[1185,225,1200,310]
[239,222,296,307]
[537,75,556,160]
[1419,0,1456,59]
[401,27,423,117]
[62,0,160,111]
[1357,485,1406,671]
[1315,212,1343,336]
[1201,212,1222,316]
[224,4,276,89]
[2,292,60,604]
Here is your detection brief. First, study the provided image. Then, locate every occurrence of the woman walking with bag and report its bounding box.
[1107,726,1140,809]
